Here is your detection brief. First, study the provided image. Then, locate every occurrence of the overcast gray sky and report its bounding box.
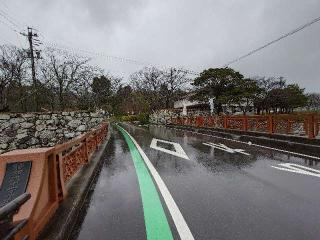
[0,0,319,92]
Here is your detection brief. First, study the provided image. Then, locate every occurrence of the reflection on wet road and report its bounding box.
[73,123,320,240]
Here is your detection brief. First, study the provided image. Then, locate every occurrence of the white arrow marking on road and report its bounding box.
[271,163,320,178]
[203,142,251,156]
[150,138,190,160]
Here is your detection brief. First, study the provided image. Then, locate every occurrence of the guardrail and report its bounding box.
[0,122,108,240]
[55,123,108,184]
[0,193,31,240]
[171,114,320,139]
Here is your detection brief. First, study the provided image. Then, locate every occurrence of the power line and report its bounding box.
[0,2,28,28]
[0,9,26,47]
[41,39,200,76]
[223,15,320,67]
[0,10,22,30]
[43,40,155,66]
[0,9,199,76]
[0,16,25,47]
[0,17,20,33]
[0,2,39,35]
[0,8,199,76]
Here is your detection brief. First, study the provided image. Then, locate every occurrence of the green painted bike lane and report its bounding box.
[118,126,174,240]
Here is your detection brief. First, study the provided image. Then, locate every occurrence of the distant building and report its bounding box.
[173,92,211,115]
[173,93,254,115]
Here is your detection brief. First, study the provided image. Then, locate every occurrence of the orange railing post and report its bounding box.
[207,116,214,128]
[223,116,228,129]
[315,115,319,137]
[243,116,248,131]
[308,114,316,139]
[268,115,274,134]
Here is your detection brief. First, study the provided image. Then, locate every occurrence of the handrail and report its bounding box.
[54,132,88,153]
[171,114,319,139]
[56,122,108,183]
[55,123,107,154]
[0,193,31,240]
[2,219,29,240]
[0,193,31,220]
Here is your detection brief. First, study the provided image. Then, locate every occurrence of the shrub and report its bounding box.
[137,113,149,124]
[119,113,149,124]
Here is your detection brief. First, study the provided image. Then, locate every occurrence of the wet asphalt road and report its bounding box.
[72,123,320,240]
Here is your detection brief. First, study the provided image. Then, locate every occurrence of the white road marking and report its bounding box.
[150,138,190,160]
[118,125,195,240]
[166,127,320,160]
[271,163,320,178]
[203,142,250,156]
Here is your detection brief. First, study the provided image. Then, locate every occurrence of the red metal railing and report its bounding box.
[55,123,108,183]
[171,114,319,139]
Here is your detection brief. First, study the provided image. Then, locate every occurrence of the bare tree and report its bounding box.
[307,93,320,111]
[130,67,164,110]
[40,49,100,110]
[161,68,189,108]
[129,67,189,111]
[0,45,28,112]
[130,66,163,91]
[73,64,102,110]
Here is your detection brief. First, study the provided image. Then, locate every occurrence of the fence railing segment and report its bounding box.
[171,114,319,139]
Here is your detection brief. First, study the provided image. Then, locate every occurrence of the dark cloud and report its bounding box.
[0,0,319,91]
[79,0,147,27]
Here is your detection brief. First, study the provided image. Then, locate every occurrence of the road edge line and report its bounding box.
[117,124,195,240]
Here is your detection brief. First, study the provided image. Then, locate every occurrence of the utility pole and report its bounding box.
[28,28,36,98]
[21,27,41,111]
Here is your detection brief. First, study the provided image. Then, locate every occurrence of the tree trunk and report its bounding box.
[59,87,64,111]
[0,85,8,112]
[216,103,223,115]
[57,79,66,111]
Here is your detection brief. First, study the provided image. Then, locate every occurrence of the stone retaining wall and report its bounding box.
[0,111,107,154]
[149,109,178,124]
[150,109,209,124]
